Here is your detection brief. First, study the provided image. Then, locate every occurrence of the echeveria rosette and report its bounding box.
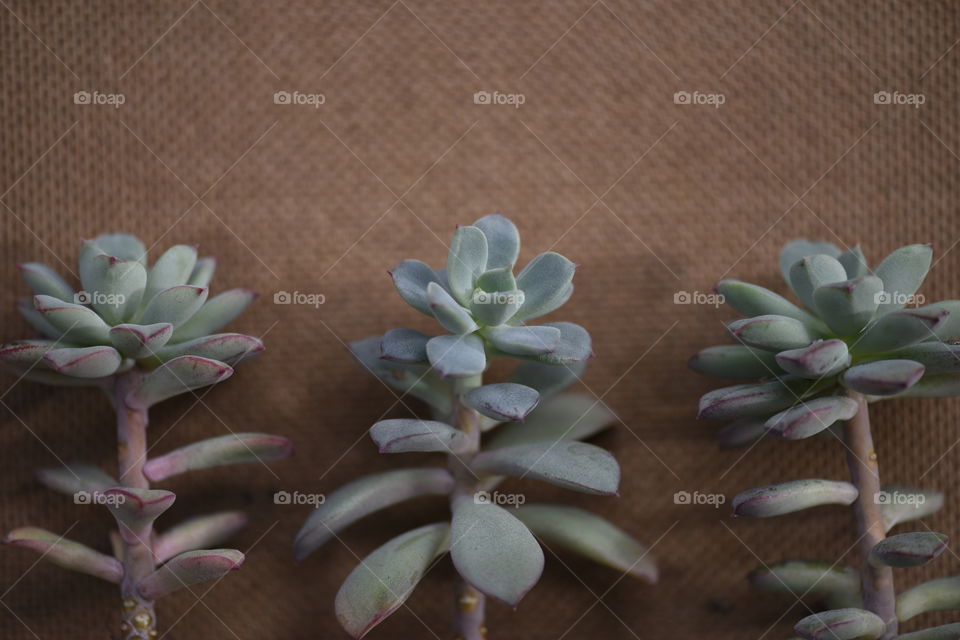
[0,233,292,640]
[692,239,960,640]
[295,214,654,640]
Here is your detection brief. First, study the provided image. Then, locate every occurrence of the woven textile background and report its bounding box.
[2,1,959,638]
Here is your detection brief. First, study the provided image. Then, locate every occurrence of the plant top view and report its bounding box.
[294,214,656,639]
[0,234,293,639]
[692,239,960,639]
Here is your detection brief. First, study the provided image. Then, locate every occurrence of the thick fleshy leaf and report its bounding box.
[843,360,925,396]
[897,576,960,622]
[779,240,841,285]
[870,532,947,568]
[879,486,944,532]
[172,289,257,342]
[187,257,217,287]
[150,333,263,366]
[471,441,619,495]
[512,252,576,323]
[902,374,960,398]
[380,328,430,363]
[125,355,233,409]
[109,323,174,359]
[508,359,585,400]
[80,255,146,323]
[88,233,147,264]
[389,260,443,316]
[36,462,117,496]
[727,315,815,351]
[788,255,848,311]
[855,306,949,353]
[474,213,519,269]
[33,295,111,344]
[3,527,122,583]
[897,623,960,639]
[447,226,489,306]
[697,378,813,421]
[350,336,452,414]
[143,244,198,304]
[812,276,884,335]
[716,418,768,449]
[794,608,885,640]
[294,468,453,562]
[16,297,62,338]
[929,300,960,342]
[527,322,592,365]
[138,549,243,599]
[153,511,248,564]
[138,285,208,327]
[688,345,780,378]
[765,397,859,440]
[874,244,933,314]
[335,523,450,639]
[450,495,543,606]
[426,334,486,378]
[838,245,869,279]
[775,340,851,379]
[749,561,860,608]
[887,343,960,375]
[514,504,656,582]
[43,346,122,378]
[475,266,517,294]
[487,393,615,449]
[0,340,56,369]
[470,267,523,325]
[732,479,858,518]
[143,433,292,482]
[716,280,822,328]
[103,488,176,542]
[464,383,539,422]
[483,325,560,357]
[369,419,469,453]
[426,282,477,334]
[18,263,74,301]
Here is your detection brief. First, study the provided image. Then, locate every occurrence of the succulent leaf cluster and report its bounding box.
[0,234,292,639]
[692,239,960,639]
[295,214,655,639]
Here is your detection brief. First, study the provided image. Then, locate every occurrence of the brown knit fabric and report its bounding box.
[2,1,960,638]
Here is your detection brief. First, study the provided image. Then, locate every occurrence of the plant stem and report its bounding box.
[449,376,486,640]
[115,370,158,640]
[842,391,896,638]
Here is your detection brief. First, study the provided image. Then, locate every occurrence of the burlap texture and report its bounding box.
[2,1,960,638]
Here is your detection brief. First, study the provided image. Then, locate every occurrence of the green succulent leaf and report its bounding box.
[16,297,62,339]
[369,419,469,454]
[426,334,486,378]
[897,575,960,622]
[33,295,111,344]
[765,396,859,440]
[350,336,453,414]
[487,393,615,449]
[464,383,539,422]
[812,276,883,336]
[143,244,198,304]
[689,345,780,379]
[901,373,960,398]
[139,285,208,327]
[471,441,619,495]
[526,322,591,365]
[775,340,850,379]
[138,548,243,599]
[389,260,443,316]
[749,561,860,609]
[513,504,656,583]
[716,418,768,449]
[143,433,292,482]
[173,289,257,342]
[873,243,933,314]
[474,214,520,270]
[897,623,960,639]
[727,315,815,351]
[153,511,248,564]
[109,323,174,359]
[885,342,960,374]
[842,360,925,396]
[150,333,263,366]
[102,488,176,542]
[732,479,858,518]
[18,263,74,301]
[447,226,489,307]
[87,233,147,264]
[43,346,122,378]
[483,325,561,356]
[879,486,944,532]
[855,306,948,353]
[125,355,233,409]
[793,608,885,640]
[380,328,430,363]
[869,532,948,568]
[837,245,869,279]
[81,255,146,323]
[450,495,543,606]
[426,281,478,335]
[512,252,576,323]
[716,279,822,328]
[779,240,841,286]
[2,527,123,583]
[788,254,848,312]
[294,468,453,562]
[697,378,813,421]
[928,300,960,342]
[335,523,451,640]
[36,462,117,496]
[187,257,217,287]
[508,359,585,400]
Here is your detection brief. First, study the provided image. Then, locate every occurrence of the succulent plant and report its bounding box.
[0,234,292,640]
[692,239,960,639]
[294,214,655,639]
